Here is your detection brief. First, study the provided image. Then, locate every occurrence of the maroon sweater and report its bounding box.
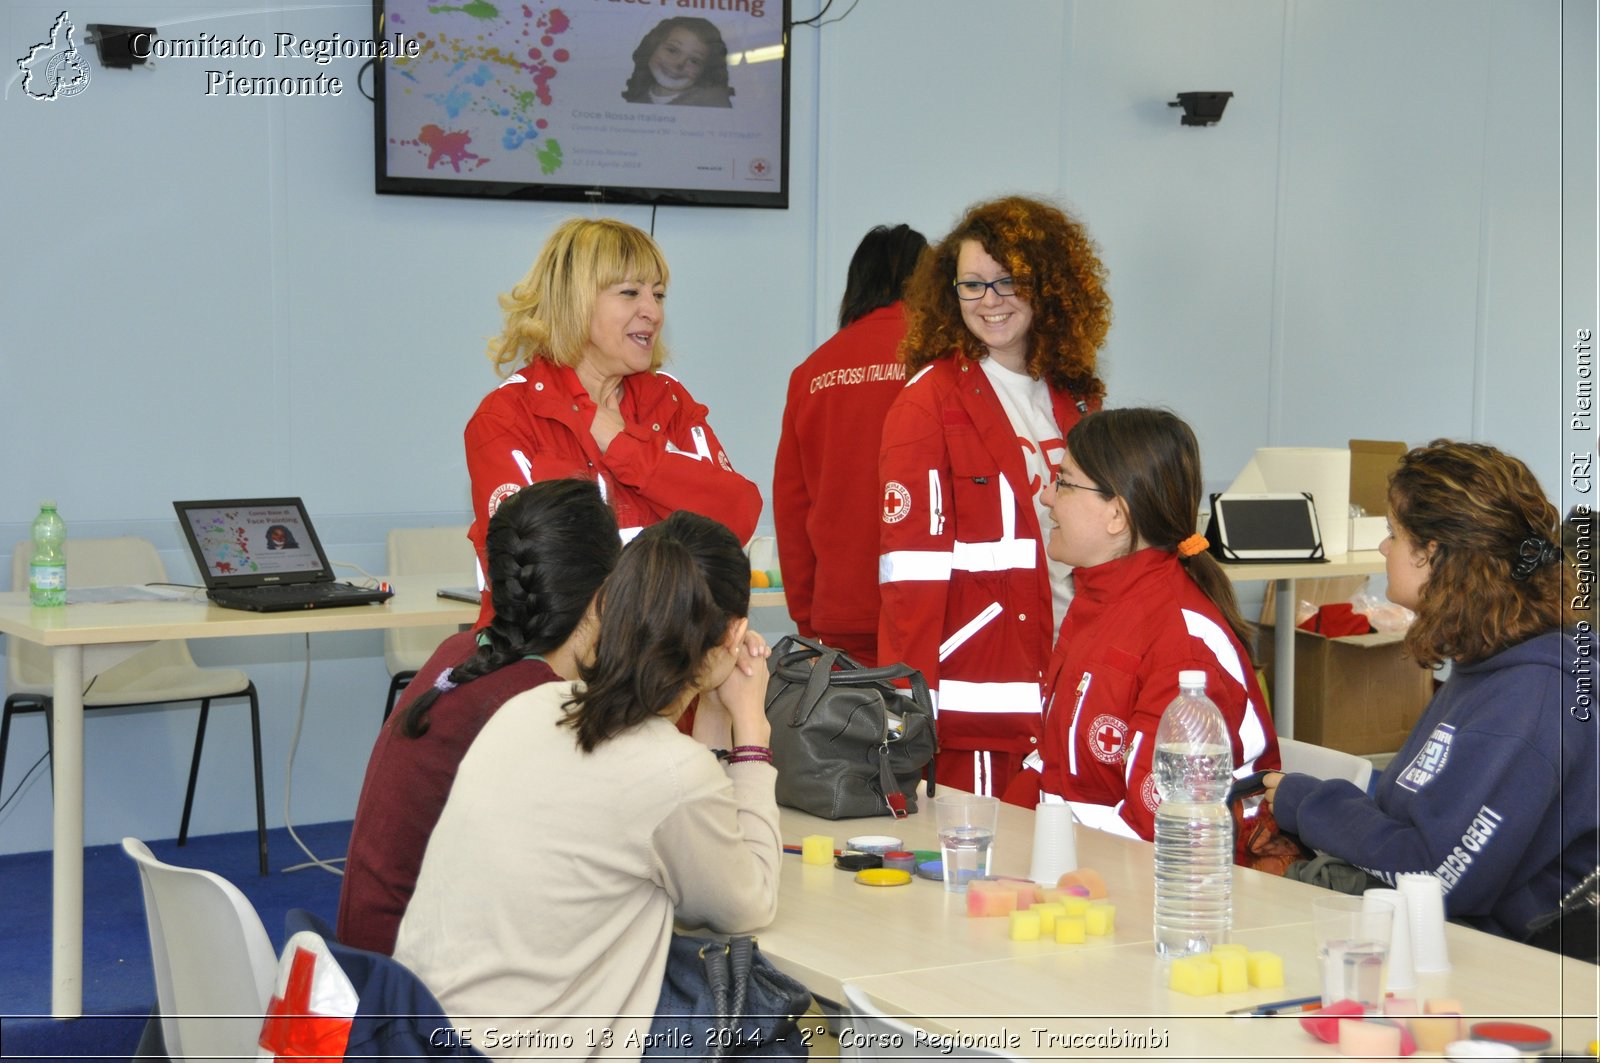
[337,631,560,954]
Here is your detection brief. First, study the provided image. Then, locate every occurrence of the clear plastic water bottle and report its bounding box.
[28,501,67,607]
[1152,669,1234,958]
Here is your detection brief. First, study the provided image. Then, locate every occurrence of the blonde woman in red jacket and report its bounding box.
[879,196,1112,796]
[465,218,761,626]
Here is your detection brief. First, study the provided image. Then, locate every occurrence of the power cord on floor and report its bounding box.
[281,632,345,876]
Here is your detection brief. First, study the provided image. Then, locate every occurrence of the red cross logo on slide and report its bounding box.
[1088,714,1128,764]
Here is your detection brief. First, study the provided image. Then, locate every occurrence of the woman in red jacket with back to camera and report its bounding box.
[774,223,926,665]
[465,217,761,627]
[879,196,1112,796]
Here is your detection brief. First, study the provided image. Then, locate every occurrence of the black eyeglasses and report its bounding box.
[952,277,1017,301]
[1055,476,1112,496]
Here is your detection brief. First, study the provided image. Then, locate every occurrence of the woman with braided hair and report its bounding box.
[1265,440,1596,944]
[1003,408,1279,839]
[395,511,779,1060]
[338,478,620,954]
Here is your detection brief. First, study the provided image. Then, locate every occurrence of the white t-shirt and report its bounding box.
[980,358,1073,634]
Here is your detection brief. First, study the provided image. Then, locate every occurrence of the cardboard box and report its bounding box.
[1257,576,1434,755]
[1348,440,1407,551]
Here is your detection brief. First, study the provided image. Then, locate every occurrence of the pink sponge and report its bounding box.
[1300,1000,1365,1043]
[965,880,1018,918]
[1337,1019,1403,1057]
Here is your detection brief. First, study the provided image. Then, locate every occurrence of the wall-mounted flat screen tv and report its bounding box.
[373,0,789,209]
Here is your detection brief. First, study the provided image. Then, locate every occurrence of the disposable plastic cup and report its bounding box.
[1028,803,1078,885]
[934,793,998,893]
[1363,887,1415,991]
[1312,894,1393,1009]
[1396,872,1452,973]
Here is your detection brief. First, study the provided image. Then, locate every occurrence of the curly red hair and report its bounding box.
[899,195,1111,398]
[1389,439,1575,667]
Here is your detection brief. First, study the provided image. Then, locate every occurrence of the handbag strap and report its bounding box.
[771,648,933,726]
[701,941,733,1061]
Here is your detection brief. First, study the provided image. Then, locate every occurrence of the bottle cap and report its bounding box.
[1178,669,1207,689]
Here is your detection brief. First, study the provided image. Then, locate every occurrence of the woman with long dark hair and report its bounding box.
[395,511,779,1060]
[338,479,620,954]
[1006,407,1280,837]
[1266,440,1595,944]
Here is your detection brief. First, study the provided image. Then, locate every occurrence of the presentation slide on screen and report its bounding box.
[381,0,785,195]
[184,506,316,577]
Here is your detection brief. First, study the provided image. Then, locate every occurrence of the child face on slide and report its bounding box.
[649,28,711,92]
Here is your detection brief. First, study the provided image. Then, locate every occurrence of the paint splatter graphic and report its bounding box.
[192,513,260,575]
[536,138,562,175]
[387,0,571,175]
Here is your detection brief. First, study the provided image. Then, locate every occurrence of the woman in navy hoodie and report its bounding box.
[1265,440,1596,945]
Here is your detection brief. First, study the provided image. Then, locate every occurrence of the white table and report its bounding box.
[0,576,478,1019]
[1219,551,1388,739]
[764,802,1599,1059]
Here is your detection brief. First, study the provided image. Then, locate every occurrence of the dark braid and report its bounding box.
[400,479,620,738]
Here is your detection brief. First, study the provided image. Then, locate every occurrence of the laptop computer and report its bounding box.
[173,497,395,612]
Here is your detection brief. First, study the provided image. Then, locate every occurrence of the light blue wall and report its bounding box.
[0,0,1586,854]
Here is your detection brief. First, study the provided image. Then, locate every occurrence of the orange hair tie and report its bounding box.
[1177,534,1209,559]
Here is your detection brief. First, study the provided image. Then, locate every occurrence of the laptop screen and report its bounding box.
[173,498,335,588]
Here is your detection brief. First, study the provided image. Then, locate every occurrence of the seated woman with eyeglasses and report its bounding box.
[1264,441,1595,945]
[394,511,779,1061]
[878,195,1112,797]
[1004,408,1281,837]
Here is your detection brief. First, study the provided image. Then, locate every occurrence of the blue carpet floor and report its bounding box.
[0,821,350,1062]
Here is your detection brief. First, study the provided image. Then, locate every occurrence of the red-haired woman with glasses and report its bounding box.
[878,195,1112,796]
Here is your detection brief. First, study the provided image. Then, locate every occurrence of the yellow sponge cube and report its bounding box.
[1084,902,1115,936]
[1212,950,1248,993]
[1008,910,1042,941]
[1246,951,1284,989]
[1061,896,1090,917]
[1054,917,1086,943]
[1168,956,1220,996]
[1029,902,1065,935]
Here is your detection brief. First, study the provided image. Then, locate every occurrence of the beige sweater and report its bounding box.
[393,680,782,1061]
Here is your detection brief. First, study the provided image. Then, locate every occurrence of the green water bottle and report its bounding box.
[29,501,67,607]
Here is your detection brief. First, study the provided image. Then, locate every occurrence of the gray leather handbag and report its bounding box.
[763,635,936,819]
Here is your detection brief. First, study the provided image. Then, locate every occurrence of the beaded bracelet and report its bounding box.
[727,747,773,765]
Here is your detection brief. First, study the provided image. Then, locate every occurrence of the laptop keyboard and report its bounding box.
[235,583,366,603]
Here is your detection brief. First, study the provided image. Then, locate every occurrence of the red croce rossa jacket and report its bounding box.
[877,352,1096,795]
[465,358,761,626]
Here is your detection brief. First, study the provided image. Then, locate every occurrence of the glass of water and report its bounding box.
[934,793,999,893]
[1312,894,1395,1008]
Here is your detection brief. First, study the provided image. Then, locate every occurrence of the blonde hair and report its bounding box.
[488,217,671,376]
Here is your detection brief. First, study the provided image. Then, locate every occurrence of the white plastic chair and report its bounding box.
[382,525,472,720]
[841,983,1026,1061]
[3,538,267,873]
[121,837,279,1063]
[1278,736,1374,791]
